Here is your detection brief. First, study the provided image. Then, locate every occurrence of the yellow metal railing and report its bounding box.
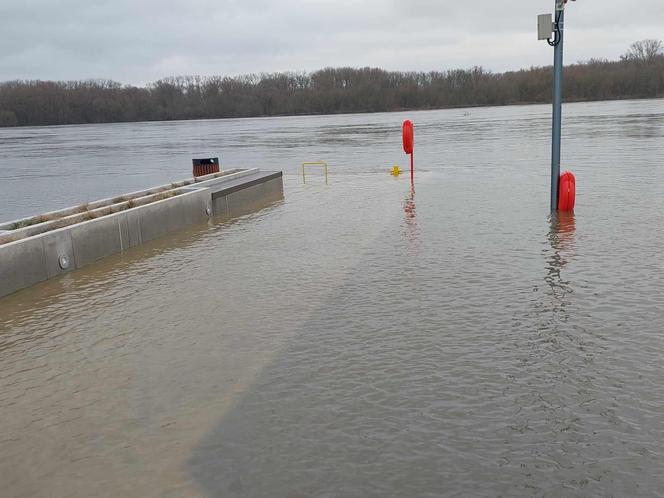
[301,161,328,184]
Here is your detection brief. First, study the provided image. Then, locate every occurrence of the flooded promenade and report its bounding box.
[1,99,663,496]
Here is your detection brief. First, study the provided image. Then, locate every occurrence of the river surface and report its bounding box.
[1,100,663,497]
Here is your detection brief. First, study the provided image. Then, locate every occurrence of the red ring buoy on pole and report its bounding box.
[557,171,576,211]
[402,120,414,182]
[402,120,414,154]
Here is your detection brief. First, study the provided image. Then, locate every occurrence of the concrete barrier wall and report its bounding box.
[0,170,283,299]
[212,173,284,219]
[0,168,253,232]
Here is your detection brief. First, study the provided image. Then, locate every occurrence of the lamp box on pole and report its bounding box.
[537,14,553,40]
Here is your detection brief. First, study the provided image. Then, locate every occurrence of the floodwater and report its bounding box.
[1,99,663,497]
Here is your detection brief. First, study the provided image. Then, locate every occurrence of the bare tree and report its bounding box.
[1,39,664,127]
[621,39,664,63]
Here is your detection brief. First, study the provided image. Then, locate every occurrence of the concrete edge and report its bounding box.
[0,171,284,299]
[0,168,259,231]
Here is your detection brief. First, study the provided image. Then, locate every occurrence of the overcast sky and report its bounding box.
[1,0,663,85]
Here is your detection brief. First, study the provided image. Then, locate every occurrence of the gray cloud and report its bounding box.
[0,0,662,84]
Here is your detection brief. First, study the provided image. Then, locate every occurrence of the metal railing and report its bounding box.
[301,161,328,184]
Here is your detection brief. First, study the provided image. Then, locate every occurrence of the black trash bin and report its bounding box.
[192,157,220,177]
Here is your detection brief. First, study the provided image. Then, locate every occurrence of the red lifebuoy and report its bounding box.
[402,120,414,154]
[558,171,576,211]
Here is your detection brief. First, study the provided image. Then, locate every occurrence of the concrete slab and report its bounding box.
[0,169,283,299]
[210,171,282,198]
[211,196,230,219]
[0,238,47,297]
[117,214,130,253]
[125,210,143,248]
[138,190,208,243]
[262,177,285,201]
[225,178,283,218]
[70,215,124,268]
[40,229,76,278]
[179,190,212,227]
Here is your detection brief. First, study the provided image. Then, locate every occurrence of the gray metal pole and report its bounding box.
[550,6,565,211]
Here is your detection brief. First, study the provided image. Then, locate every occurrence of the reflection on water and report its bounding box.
[403,185,416,220]
[1,100,664,497]
[544,211,577,316]
[402,185,417,247]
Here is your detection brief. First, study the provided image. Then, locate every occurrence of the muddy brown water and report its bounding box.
[1,99,663,497]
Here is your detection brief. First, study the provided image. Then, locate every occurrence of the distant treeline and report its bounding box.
[1,40,662,127]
